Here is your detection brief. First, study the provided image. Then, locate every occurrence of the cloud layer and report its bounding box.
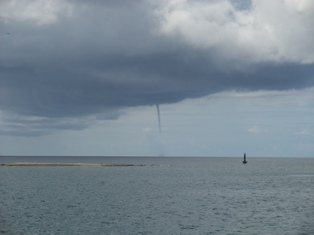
[156,0,314,65]
[0,0,313,135]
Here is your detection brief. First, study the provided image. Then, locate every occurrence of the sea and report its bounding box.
[0,156,313,235]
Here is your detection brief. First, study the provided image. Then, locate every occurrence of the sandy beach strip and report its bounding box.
[0,162,145,167]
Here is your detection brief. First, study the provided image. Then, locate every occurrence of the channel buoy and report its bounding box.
[242,153,247,164]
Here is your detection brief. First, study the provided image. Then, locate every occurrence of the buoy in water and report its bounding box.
[243,153,247,164]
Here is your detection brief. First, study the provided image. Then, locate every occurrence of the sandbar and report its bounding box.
[0,162,145,167]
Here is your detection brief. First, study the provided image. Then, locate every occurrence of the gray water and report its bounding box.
[1,157,314,234]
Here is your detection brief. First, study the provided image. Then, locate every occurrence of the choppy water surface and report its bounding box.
[1,157,314,234]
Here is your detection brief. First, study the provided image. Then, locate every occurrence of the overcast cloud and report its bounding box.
[0,0,313,156]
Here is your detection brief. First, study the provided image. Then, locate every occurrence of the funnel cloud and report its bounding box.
[156,104,161,134]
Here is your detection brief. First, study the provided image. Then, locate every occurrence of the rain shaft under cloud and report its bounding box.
[0,0,314,135]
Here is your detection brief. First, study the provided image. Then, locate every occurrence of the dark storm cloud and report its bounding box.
[0,0,314,134]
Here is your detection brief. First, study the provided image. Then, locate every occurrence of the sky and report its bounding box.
[0,0,313,157]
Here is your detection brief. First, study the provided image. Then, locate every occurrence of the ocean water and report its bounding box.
[0,156,314,235]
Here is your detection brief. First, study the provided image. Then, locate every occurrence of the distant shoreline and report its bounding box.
[0,162,145,167]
